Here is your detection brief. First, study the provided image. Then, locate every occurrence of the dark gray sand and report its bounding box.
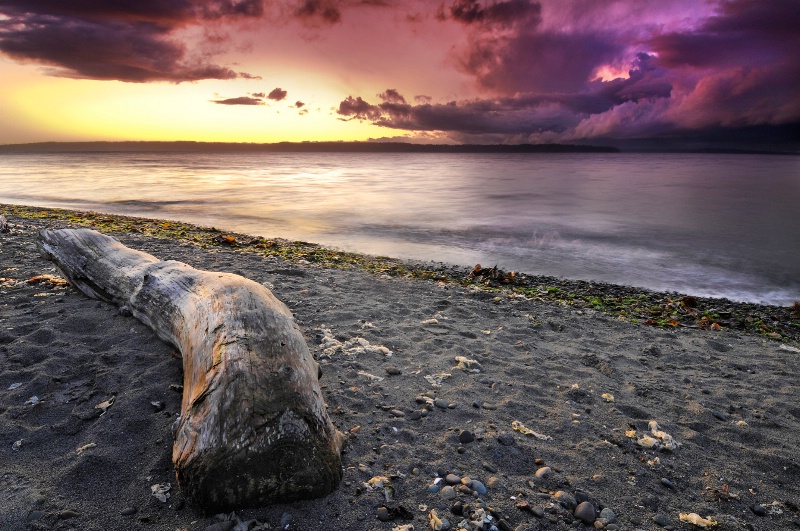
[2,213,799,530]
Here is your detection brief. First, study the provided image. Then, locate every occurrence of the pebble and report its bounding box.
[534,466,552,479]
[599,507,616,523]
[555,491,577,510]
[434,399,449,409]
[486,476,501,488]
[279,512,293,529]
[751,504,767,516]
[376,506,391,521]
[660,478,676,489]
[121,507,137,516]
[59,509,80,519]
[446,473,461,485]
[574,501,596,524]
[459,430,475,444]
[575,490,589,504]
[712,410,729,421]
[470,480,488,495]
[385,367,402,375]
[653,513,669,526]
[408,410,423,420]
[389,409,405,417]
[482,462,498,473]
[497,433,515,446]
[441,486,457,499]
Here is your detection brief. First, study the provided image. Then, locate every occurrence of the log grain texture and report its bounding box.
[38,228,344,512]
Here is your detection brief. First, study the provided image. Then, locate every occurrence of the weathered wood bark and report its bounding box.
[38,228,344,512]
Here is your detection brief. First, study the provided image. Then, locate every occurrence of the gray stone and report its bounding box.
[121,507,138,516]
[441,486,457,499]
[459,430,475,444]
[555,491,576,510]
[599,507,616,523]
[574,501,596,524]
[534,466,552,479]
[653,513,669,526]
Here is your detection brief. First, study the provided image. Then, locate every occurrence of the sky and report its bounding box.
[0,0,798,149]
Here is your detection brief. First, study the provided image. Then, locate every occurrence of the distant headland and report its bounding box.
[0,141,620,154]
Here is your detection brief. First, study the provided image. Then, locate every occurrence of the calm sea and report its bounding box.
[1,151,798,306]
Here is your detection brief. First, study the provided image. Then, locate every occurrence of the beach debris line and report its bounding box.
[38,228,345,512]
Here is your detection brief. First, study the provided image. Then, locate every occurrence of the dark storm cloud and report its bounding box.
[444,0,541,27]
[268,87,288,101]
[338,89,609,135]
[211,95,265,105]
[0,0,262,82]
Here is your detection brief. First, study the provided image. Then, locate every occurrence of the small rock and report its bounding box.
[497,433,515,446]
[441,486,457,499]
[712,410,729,421]
[555,491,577,510]
[385,367,402,376]
[486,476,501,488]
[653,513,669,526]
[434,399,449,409]
[459,430,475,444]
[470,480,487,495]
[408,410,423,421]
[532,506,544,518]
[660,478,676,489]
[376,506,391,521]
[534,466,552,479]
[574,501,596,524]
[121,507,138,516]
[445,474,461,485]
[751,504,767,516]
[389,409,406,418]
[575,490,589,504]
[59,509,80,519]
[482,462,498,473]
[599,507,616,523]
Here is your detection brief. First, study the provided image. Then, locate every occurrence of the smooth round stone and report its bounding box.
[470,480,488,495]
[427,483,441,493]
[486,476,501,488]
[653,513,669,526]
[599,507,616,523]
[389,409,405,417]
[574,490,589,504]
[376,506,391,521]
[385,367,402,375]
[441,485,457,499]
[459,430,475,444]
[555,490,577,510]
[534,466,552,479]
[58,510,80,520]
[574,501,596,524]
[434,399,449,409]
[408,410,423,420]
[532,507,544,518]
[445,473,461,485]
[660,478,676,489]
[497,433,515,446]
[121,507,137,516]
[751,504,767,516]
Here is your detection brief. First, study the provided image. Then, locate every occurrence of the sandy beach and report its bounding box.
[2,207,799,531]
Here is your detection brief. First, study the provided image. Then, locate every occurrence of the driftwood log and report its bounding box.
[38,228,344,512]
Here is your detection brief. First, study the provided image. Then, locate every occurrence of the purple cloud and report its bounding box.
[268,87,288,101]
[211,96,265,105]
[0,0,261,82]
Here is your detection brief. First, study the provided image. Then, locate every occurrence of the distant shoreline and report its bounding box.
[0,140,621,154]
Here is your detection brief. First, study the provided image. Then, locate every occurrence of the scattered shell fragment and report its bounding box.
[454,356,482,372]
[393,525,415,531]
[421,318,439,325]
[150,483,171,503]
[679,513,718,527]
[318,327,393,357]
[95,396,115,415]
[24,396,40,406]
[428,509,444,531]
[601,393,615,402]
[424,373,451,387]
[7,382,22,391]
[632,420,679,451]
[511,420,553,440]
[357,370,384,382]
[12,439,23,451]
[76,442,96,455]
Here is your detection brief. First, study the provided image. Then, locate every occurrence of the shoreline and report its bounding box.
[2,205,800,530]
[3,203,798,344]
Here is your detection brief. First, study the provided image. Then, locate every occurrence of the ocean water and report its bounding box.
[1,151,798,306]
